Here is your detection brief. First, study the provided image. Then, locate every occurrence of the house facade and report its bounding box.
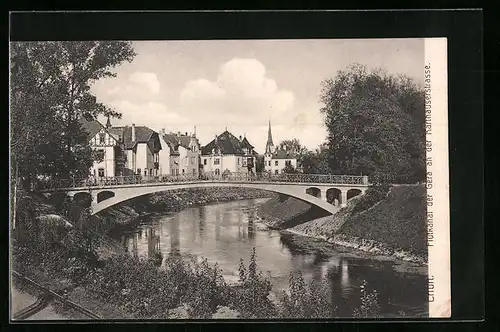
[161,130,201,177]
[201,130,257,176]
[80,114,124,178]
[109,124,162,177]
[263,120,298,175]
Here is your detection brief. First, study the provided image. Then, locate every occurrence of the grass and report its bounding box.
[339,185,427,256]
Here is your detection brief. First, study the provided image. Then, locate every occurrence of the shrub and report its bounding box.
[231,248,275,318]
[352,279,381,318]
[279,270,336,318]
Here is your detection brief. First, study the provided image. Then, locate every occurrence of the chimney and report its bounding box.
[239,135,242,141]
[131,123,136,142]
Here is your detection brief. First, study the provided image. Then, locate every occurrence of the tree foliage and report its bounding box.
[320,64,425,184]
[10,41,136,189]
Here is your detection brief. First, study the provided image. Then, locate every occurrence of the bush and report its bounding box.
[352,279,381,318]
[231,248,276,318]
[279,270,336,318]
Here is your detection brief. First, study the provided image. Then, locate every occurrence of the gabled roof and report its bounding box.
[272,149,298,160]
[79,114,117,142]
[111,126,155,150]
[240,137,254,149]
[162,133,181,155]
[201,130,255,156]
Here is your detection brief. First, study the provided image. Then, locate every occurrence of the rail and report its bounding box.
[12,270,102,320]
[34,172,369,191]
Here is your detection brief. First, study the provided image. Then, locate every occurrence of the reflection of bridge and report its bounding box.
[36,173,370,215]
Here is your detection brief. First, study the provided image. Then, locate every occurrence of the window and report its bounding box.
[98,168,105,177]
[171,169,175,175]
[237,158,240,165]
[285,160,291,166]
[149,169,153,175]
[99,133,106,145]
[182,169,185,174]
[214,158,220,165]
[137,168,141,175]
[96,149,105,160]
[268,161,271,166]
[275,160,279,166]
[144,169,147,176]
[275,170,279,175]
[215,169,220,175]
[204,159,207,165]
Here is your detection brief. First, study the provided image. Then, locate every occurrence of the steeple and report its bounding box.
[105,116,112,128]
[265,119,274,155]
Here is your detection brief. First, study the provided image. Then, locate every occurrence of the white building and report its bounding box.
[109,124,162,177]
[263,120,299,175]
[162,130,201,177]
[200,130,257,176]
[80,114,123,178]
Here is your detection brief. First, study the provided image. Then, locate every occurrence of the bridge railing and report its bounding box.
[34,172,369,190]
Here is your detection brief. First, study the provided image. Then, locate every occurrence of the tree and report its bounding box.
[277,139,309,171]
[320,64,425,184]
[282,164,299,174]
[301,144,332,174]
[10,41,136,189]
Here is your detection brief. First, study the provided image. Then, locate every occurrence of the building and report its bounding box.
[109,124,162,177]
[201,130,258,176]
[263,120,299,175]
[79,114,124,178]
[161,130,201,177]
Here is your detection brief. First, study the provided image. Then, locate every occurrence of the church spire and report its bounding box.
[265,119,274,155]
[105,116,112,128]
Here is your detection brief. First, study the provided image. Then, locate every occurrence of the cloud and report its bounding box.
[179,58,295,124]
[128,72,160,94]
[93,71,161,100]
[107,100,187,131]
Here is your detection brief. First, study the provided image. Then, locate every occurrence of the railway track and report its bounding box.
[12,270,102,320]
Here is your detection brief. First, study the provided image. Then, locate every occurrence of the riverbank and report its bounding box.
[12,189,348,319]
[98,187,275,232]
[258,185,428,265]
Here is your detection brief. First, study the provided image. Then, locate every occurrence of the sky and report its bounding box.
[91,38,424,152]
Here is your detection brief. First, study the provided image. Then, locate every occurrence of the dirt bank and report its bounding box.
[262,185,427,264]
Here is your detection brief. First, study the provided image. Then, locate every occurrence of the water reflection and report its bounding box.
[113,198,427,317]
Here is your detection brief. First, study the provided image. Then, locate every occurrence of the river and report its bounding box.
[110,198,428,318]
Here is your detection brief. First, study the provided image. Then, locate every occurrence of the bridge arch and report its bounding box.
[97,190,116,203]
[305,187,321,198]
[347,188,362,200]
[326,188,342,206]
[73,192,92,208]
[68,182,347,216]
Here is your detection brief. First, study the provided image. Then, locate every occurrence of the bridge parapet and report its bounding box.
[34,173,369,192]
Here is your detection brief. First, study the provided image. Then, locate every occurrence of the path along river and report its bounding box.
[110,198,428,317]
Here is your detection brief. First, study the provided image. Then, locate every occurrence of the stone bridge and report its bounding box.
[36,173,370,215]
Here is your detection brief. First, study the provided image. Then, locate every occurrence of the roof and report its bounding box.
[162,133,181,155]
[240,137,254,149]
[112,125,155,149]
[271,149,298,160]
[79,114,115,141]
[201,130,256,156]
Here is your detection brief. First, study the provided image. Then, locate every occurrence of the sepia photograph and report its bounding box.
[9,37,450,320]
